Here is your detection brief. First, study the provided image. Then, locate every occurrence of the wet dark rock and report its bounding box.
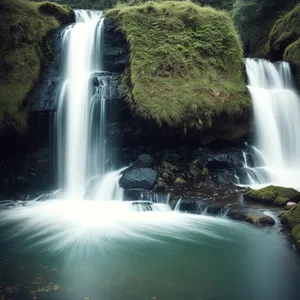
[120,167,157,190]
[103,18,129,73]
[212,172,235,185]
[255,215,276,226]
[135,154,155,167]
[153,180,168,191]
[206,150,244,170]
[123,189,147,200]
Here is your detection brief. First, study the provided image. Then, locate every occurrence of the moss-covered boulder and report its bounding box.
[106,1,250,140]
[280,203,300,251]
[0,0,73,133]
[244,185,300,207]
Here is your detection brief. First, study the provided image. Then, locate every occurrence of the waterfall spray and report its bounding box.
[240,59,300,190]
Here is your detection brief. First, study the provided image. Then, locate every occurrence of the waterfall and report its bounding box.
[241,58,300,190]
[56,10,123,200]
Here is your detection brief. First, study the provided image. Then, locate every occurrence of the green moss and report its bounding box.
[281,204,300,251]
[201,167,209,176]
[284,39,300,86]
[269,4,300,56]
[291,223,300,251]
[106,1,249,132]
[0,0,72,133]
[281,204,300,227]
[244,185,300,207]
[174,177,187,184]
[37,1,73,24]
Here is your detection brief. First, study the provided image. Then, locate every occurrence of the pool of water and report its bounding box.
[0,200,300,300]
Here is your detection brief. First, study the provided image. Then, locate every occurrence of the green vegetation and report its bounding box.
[292,224,300,251]
[284,39,300,85]
[264,5,300,85]
[0,0,72,133]
[37,0,234,10]
[119,0,235,10]
[106,1,249,132]
[31,0,118,10]
[232,0,300,57]
[269,4,300,56]
[244,185,300,206]
[281,204,300,250]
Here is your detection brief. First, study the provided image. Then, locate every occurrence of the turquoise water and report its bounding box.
[0,200,300,300]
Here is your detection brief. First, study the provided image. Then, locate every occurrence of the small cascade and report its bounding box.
[238,59,300,190]
[131,201,172,212]
[174,198,182,211]
[138,192,171,204]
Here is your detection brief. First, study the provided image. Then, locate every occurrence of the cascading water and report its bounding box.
[56,10,123,200]
[240,59,300,190]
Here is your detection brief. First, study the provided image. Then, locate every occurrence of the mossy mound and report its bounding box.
[0,0,73,133]
[266,4,300,86]
[244,185,300,207]
[106,1,249,136]
[281,204,300,251]
[269,4,300,58]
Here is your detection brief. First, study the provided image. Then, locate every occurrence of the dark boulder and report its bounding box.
[119,167,157,190]
[255,215,275,226]
[135,154,155,167]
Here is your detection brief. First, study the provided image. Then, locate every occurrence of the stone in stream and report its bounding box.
[255,215,275,226]
[119,167,157,190]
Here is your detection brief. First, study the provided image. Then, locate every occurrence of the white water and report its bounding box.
[0,199,241,253]
[241,59,300,190]
[56,10,123,200]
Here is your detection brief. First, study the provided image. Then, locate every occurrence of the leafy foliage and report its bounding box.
[232,0,300,56]
[106,1,249,132]
[0,0,72,132]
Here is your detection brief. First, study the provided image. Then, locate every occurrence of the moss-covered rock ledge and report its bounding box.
[0,0,73,133]
[244,185,300,207]
[281,203,300,251]
[106,1,250,141]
